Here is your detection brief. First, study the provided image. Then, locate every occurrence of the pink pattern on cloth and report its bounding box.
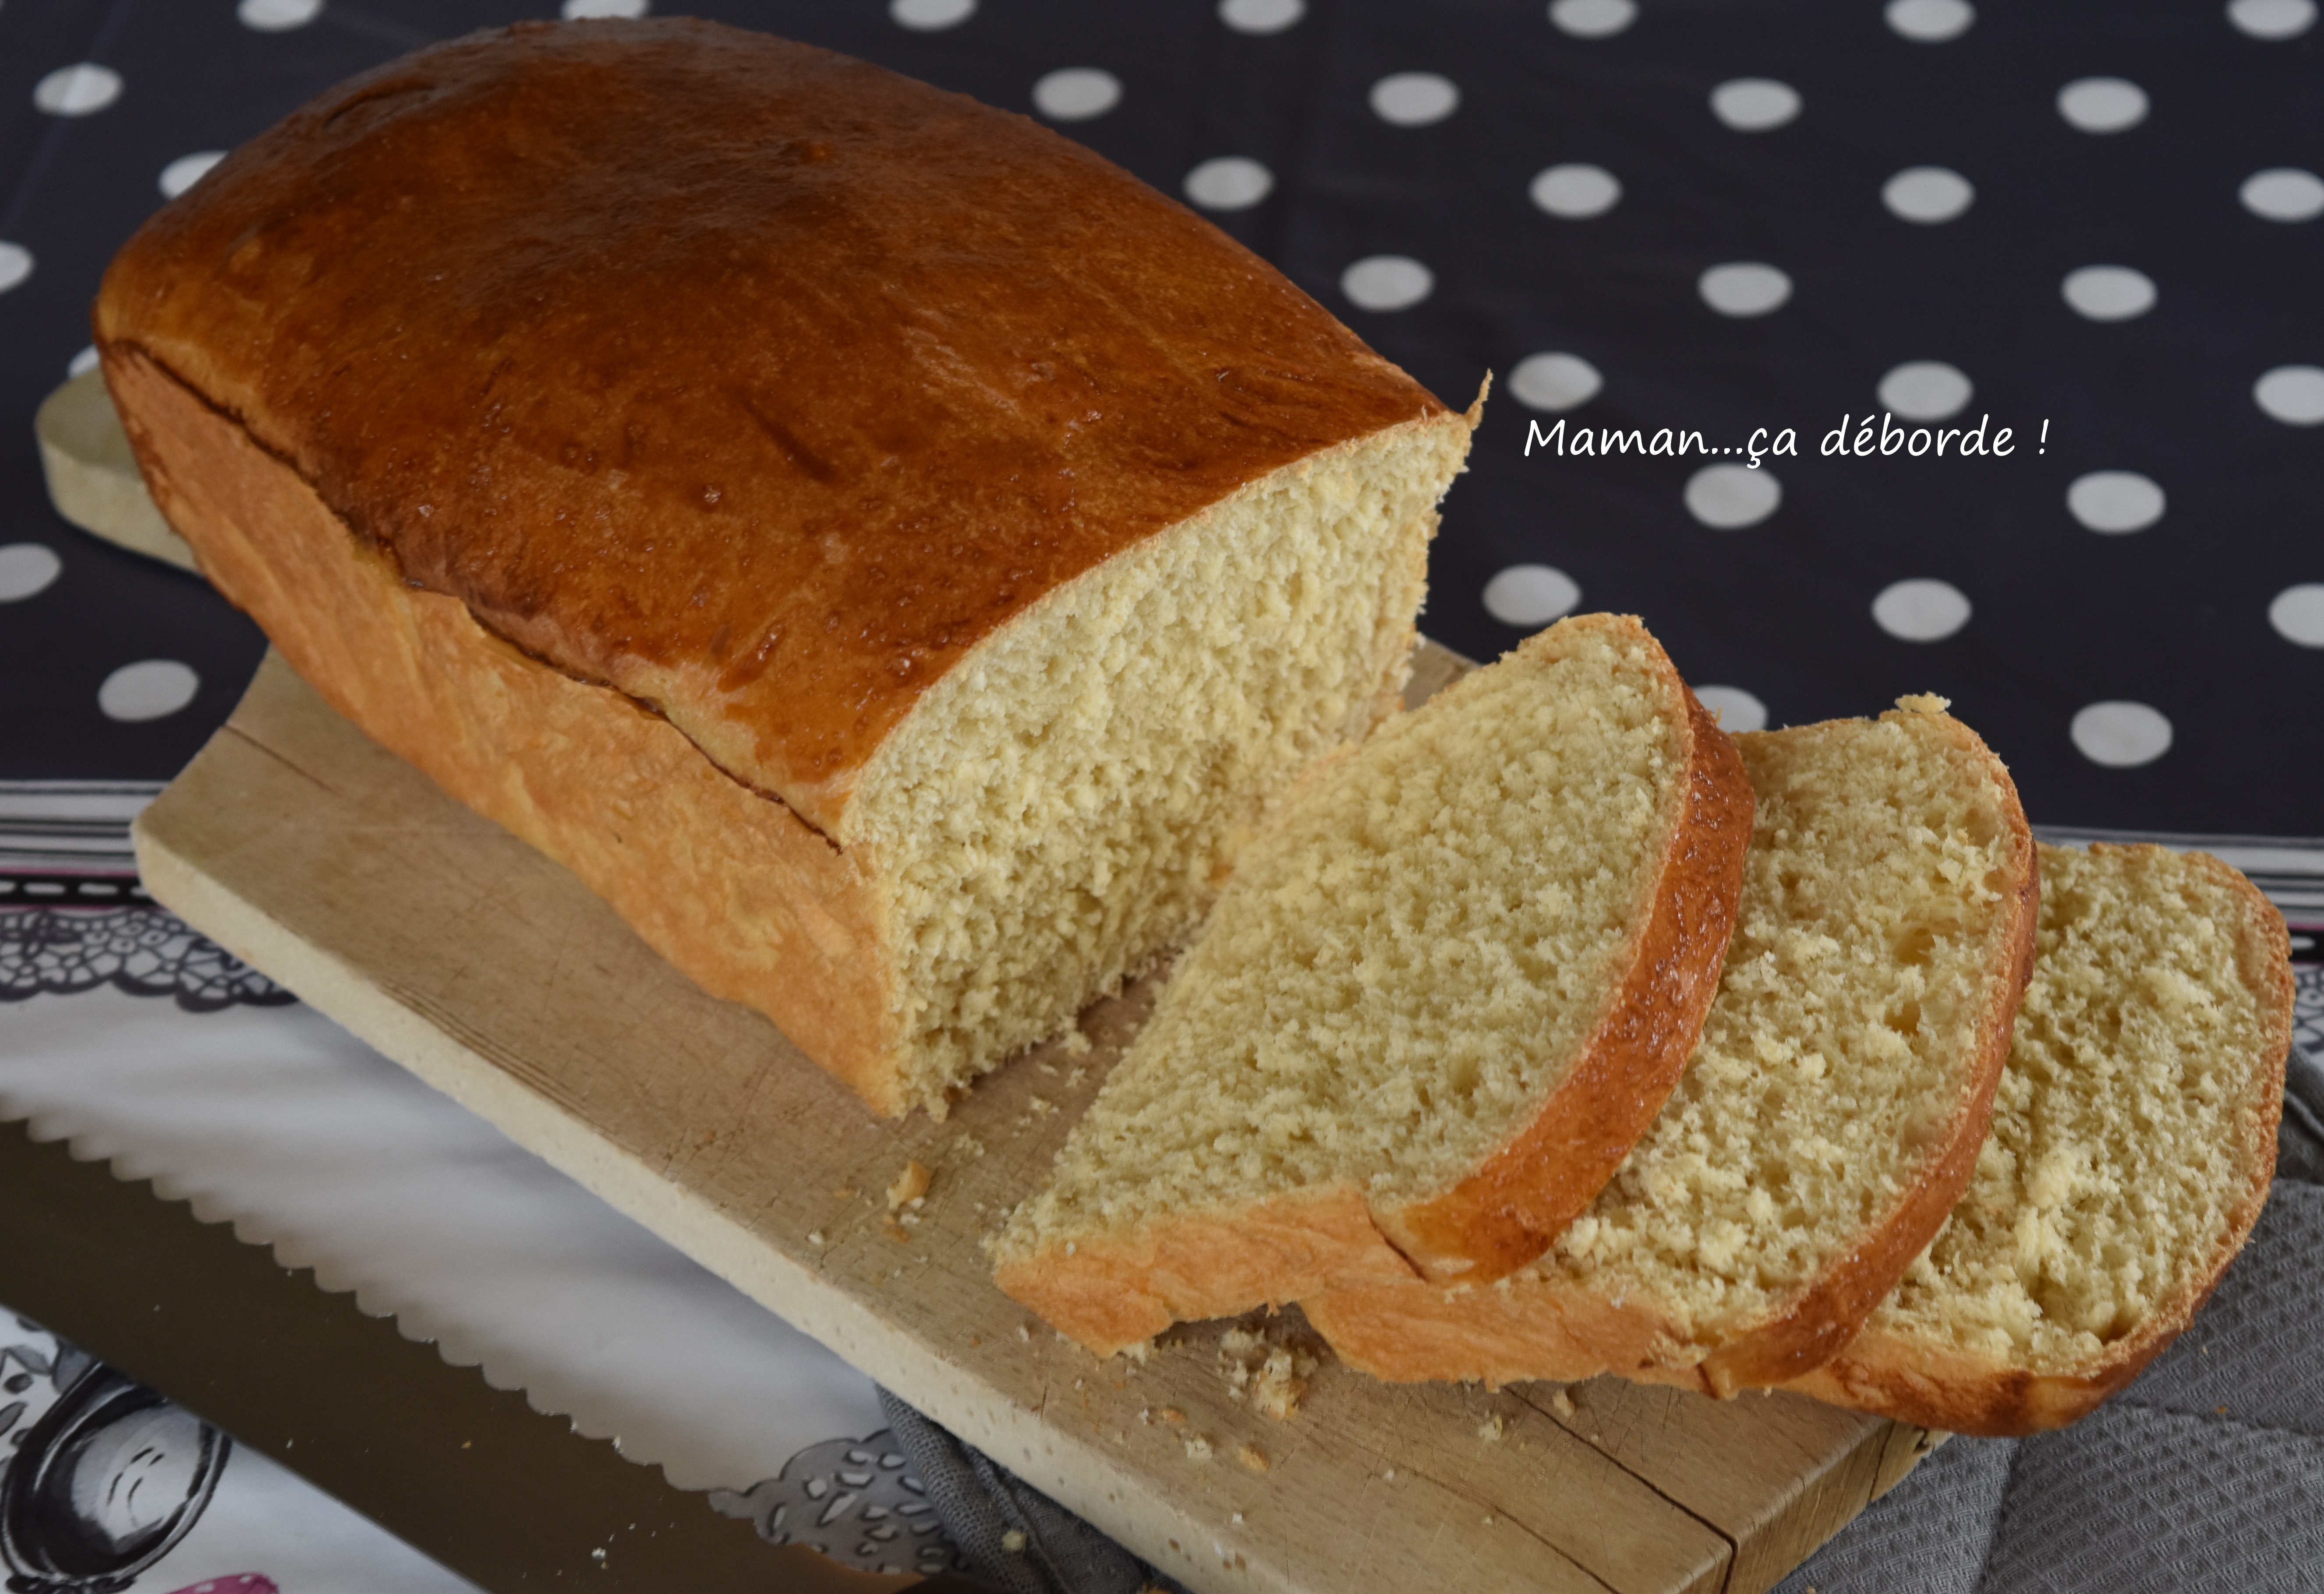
[163,1578,278,1594]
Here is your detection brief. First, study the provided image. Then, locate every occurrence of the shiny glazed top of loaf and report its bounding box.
[96,18,1447,835]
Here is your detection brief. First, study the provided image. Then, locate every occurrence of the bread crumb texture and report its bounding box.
[1540,706,2028,1340]
[1873,843,2285,1371]
[1217,1320,1322,1420]
[886,1160,932,1211]
[854,424,1461,1113]
[996,615,1693,1253]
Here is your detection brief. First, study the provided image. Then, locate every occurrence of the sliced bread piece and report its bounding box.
[1786,842,2293,1435]
[992,614,1754,1354]
[1305,699,2038,1394]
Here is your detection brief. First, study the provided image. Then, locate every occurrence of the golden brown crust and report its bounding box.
[1372,671,1754,1283]
[105,345,914,1115]
[1787,847,2293,1436]
[94,18,1447,838]
[1306,708,2039,1391]
[993,1186,1422,1355]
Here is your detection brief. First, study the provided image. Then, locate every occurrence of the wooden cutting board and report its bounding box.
[131,643,1935,1594]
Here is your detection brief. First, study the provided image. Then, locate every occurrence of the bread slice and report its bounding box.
[1304,700,2039,1394]
[992,615,1754,1354]
[96,20,1476,1117]
[1786,843,2293,1435]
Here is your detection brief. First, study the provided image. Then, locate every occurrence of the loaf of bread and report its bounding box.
[993,615,1754,1354]
[1304,699,2039,1392]
[95,19,1477,1116]
[1786,843,2293,1435]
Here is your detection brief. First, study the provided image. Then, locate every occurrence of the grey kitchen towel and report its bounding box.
[2273,1039,2324,1187]
[1775,1167,2324,1594]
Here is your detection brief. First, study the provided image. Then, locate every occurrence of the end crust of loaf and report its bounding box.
[1785,845,2292,1435]
[94,19,1456,832]
[111,346,1472,1118]
[98,18,1479,1118]
[994,615,1753,1354]
[106,347,900,1109]
[1305,700,2039,1394]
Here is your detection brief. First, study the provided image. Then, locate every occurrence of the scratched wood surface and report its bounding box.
[130,641,1934,1594]
[36,368,199,570]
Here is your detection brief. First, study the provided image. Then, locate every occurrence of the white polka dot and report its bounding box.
[1183,157,1272,211]
[1549,0,1637,38]
[0,544,63,603]
[888,0,971,24]
[1033,69,1121,122]
[34,64,122,117]
[1340,255,1433,312]
[2065,471,2166,534]
[1872,578,1972,642]
[2241,168,2324,222]
[2228,0,2316,37]
[2056,77,2148,133]
[1510,352,1603,411]
[1877,361,1973,421]
[562,0,648,16]
[2071,701,2171,767]
[2255,365,2324,424]
[0,242,31,295]
[2061,265,2156,321]
[68,346,98,378]
[237,0,322,28]
[1882,166,1975,224]
[1694,686,1768,733]
[1697,262,1791,318]
[1483,564,1581,627]
[1219,0,1303,32]
[1529,164,1622,219]
[891,0,974,28]
[1709,78,1800,131]
[1370,72,1459,127]
[159,151,226,199]
[1886,0,1975,40]
[99,660,200,723]
[2269,584,2324,646]
[1684,464,1783,529]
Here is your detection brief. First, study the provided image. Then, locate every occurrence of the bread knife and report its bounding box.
[0,1111,980,1593]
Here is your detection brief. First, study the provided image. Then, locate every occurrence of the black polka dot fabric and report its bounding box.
[0,0,2318,835]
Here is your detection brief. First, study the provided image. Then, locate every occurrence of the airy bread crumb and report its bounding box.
[994,614,1752,1348]
[1791,842,2293,1433]
[853,424,1465,1113]
[1304,703,2037,1391]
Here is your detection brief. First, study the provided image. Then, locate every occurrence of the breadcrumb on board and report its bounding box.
[1217,1323,1320,1420]
[886,1160,932,1210]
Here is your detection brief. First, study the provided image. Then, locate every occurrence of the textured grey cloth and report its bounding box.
[875,1386,1190,1594]
[2274,1042,2324,1186]
[1776,1170,2324,1594]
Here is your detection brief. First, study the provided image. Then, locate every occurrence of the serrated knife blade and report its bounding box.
[0,1113,977,1592]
